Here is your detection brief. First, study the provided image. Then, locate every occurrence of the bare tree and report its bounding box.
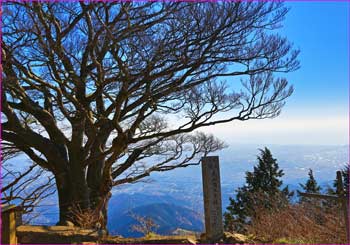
[130,212,159,237]
[1,144,56,223]
[1,2,299,228]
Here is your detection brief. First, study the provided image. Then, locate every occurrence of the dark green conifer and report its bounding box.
[224,147,292,232]
[299,169,321,203]
[300,169,321,193]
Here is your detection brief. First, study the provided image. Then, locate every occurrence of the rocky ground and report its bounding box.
[16,225,254,244]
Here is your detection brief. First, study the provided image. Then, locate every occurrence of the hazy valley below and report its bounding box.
[11,144,349,237]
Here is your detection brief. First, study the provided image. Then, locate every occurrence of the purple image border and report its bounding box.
[0,0,349,244]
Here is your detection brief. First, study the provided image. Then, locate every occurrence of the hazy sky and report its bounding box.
[203,1,349,146]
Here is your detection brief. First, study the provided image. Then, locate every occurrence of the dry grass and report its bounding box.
[69,204,102,229]
[247,203,346,244]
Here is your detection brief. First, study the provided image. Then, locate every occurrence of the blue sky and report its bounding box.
[202,1,349,145]
[283,1,348,113]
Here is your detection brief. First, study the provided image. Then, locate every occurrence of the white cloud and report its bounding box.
[199,116,348,145]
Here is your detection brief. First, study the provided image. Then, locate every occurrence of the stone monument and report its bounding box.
[201,156,224,241]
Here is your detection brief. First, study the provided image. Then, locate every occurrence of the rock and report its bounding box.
[56,220,75,227]
[187,237,197,244]
[222,231,251,244]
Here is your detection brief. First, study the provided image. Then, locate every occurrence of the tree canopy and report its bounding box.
[2,1,299,226]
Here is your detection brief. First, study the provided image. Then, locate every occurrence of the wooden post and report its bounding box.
[1,204,18,244]
[336,171,349,243]
[201,156,223,242]
[299,170,349,244]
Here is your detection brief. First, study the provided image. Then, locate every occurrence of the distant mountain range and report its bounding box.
[109,203,203,237]
[13,144,349,237]
[106,193,203,237]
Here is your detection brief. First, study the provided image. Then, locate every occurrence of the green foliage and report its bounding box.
[224,147,292,233]
[298,169,321,204]
[300,169,321,194]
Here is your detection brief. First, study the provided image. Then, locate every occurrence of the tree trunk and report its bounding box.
[55,165,90,225]
[56,171,73,225]
[87,158,112,230]
[55,160,112,231]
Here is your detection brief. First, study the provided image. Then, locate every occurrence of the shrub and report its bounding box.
[69,204,103,229]
[247,203,346,244]
[129,212,159,237]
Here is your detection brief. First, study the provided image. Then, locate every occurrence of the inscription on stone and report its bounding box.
[201,156,223,241]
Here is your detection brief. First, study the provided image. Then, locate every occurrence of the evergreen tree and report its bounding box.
[300,169,321,193]
[298,169,321,203]
[224,147,292,232]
